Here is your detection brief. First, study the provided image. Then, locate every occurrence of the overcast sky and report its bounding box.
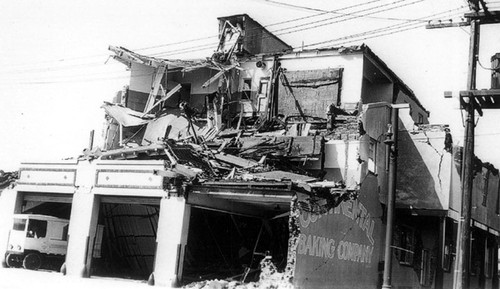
[1,0,500,171]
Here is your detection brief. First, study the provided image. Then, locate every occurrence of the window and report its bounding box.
[470,231,480,276]
[443,243,454,272]
[485,238,495,278]
[368,138,377,173]
[496,180,500,214]
[482,170,490,207]
[420,249,432,286]
[443,218,457,272]
[13,218,27,231]
[396,225,415,265]
[26,219,47,239]
[242,79,252,100]
[62,224,69,241]
[418,113,424,124]
[258,79,269,95]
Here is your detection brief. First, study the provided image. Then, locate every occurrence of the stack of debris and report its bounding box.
[0,170,18,192]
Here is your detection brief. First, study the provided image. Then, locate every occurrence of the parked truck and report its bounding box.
[5,214,69,270]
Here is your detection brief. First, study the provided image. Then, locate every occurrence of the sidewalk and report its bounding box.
[0,267,156,289]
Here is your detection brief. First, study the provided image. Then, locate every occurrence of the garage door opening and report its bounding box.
[5,193,73,272]
[183,207,290,284]
[90,198,159,281]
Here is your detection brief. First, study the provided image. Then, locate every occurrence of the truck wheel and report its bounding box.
[23,253,42,270]
[6,253,21,268]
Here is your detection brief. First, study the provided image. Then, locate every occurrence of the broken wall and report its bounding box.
[128,63,156,112]
[237,60,274,116]
[394,107,452,210]
[293,174,382,289]
[394,89,429,125]
[171,68,223,112]
[450,149,500,231]
[275,51,364,109]
[396,125,452,210]
[277,68,342,119]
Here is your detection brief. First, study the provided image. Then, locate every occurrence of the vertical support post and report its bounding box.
[382,107,398,289]
[153,197,191,287]
[435,217,446,289]
[454,18,480,289]
[0,189,23,267]
[119,125,123,147]
[65,189,99,277]
[89,130,94,151]
[493,237,499,288]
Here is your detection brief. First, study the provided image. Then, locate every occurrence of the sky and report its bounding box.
[0,0,500,171]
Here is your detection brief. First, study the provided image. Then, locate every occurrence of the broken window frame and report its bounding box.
[242,78,252,100]
[368,137,377,174]
[396,225,415,266]
[257,77,270,114]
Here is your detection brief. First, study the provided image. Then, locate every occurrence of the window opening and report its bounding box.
[242,79,252,100]
[13,218,27,231]
[27,219,47,238]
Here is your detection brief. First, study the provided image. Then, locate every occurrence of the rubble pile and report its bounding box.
[183,254,294,289]
[0,170,18,191]
[82,30,365,285]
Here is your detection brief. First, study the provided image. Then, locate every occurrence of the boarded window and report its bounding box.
[277,68,343,118]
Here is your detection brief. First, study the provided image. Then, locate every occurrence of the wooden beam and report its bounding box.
[187,192,268,219]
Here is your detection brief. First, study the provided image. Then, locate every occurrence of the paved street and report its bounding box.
[0,267,155,289]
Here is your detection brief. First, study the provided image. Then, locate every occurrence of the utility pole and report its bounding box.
[455,17,480,289]
[428,1,500,288]
[381,104,408,289]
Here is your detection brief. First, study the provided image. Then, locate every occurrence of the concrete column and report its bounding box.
[65,188,99,277]
[0,189,23,267]
[153,196,191,287]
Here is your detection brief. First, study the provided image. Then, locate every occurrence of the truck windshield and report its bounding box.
[26,219,48,238]
[13,218,27,231]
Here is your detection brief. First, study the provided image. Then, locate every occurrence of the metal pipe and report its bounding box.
[382,107,398,289]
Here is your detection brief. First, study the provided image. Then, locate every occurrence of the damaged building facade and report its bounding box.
[0,14,499,289]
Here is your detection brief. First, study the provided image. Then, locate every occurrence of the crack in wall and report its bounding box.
[421,130,444,190]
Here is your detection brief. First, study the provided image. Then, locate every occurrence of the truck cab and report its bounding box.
[5,214,69,270]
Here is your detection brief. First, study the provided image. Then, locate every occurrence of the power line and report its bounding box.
[0,0,382,70]
[301,8,466,49]
[0,0,432,72]
[0,2,467,82]
[155,0,432,57]
[256,0,434,22]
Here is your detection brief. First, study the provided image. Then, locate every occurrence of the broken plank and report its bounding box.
[142,83,182,115]
[245,170,317,183]
[214,153,259,168]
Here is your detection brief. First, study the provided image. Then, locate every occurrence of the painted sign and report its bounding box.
[294,175,382,289]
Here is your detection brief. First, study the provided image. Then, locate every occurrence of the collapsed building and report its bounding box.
[0,14,499,289]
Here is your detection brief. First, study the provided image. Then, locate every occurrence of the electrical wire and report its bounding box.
[2,0,440,70]
[0,2,468,84]
[301,8,466,49]
[154,0,439,57]
[0,0,384,69]
[256,0,434,22]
